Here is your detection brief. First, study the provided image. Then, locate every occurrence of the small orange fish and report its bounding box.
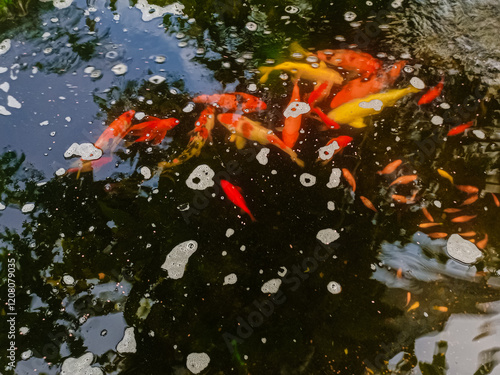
[127,117,180,145]
[418,222,442,228]
[407,301,419,312]
[455,185,479,194]
[427,232,448,239]
[342,168,356,192]
[422,207,434,222]
[458,231,476,237]
[377,159,402,175]
[476,234,488,250]
[406,292,411,306]
[360,196,377,212]
[433,306,448,312]
[461,194,479,206]
[396,268,403,279]
[220,179,256,221]
[94,110,136,151]
[282,81,303,148]
[418,76,444,105]
[451,215,477,223]
[193,93,267,113]
[390,174,418,186]
[392,194,412,204]
[447,121,474,136]
[443,208,462,213]
[492,193,500,207]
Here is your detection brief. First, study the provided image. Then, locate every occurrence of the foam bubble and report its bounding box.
[256,148,270,165]
[186,164,215,190]
[284,101,310,118]
[316,228,339,245]
[327,168,342,188]
[446,234,483,264]
[186,352,210,374]
[318,142,340,160]
[299,173,316,187]
[223,273,237,285]
[0,39,11,55]
[161,240,198,279]
[359,99,383,111]
[117,327,137,353]
[410,77,425,90]
[327,281,342,294]
[261,278,282,294]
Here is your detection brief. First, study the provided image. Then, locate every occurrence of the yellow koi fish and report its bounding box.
[327,85,421,128]
[437,169,454,184]
[217,113,304,167]
[259,61,343,87]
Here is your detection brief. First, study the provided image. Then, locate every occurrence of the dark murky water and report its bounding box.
[1,0,499,374]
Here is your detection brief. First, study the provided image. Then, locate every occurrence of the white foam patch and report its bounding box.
[111,63,128,75]
[21,203,35,213]
[359,99,383,111]
[148,75,166,84]
[327,281,342,294]
[223,273,237,285]
[283,101,310,118]
[327,201,335,211]
[431,115,443,125]
[64,143,102,161]
[0,105,11,116]
[446,234,483,264]
[186,352,210,374]
[318,142,340,160]
[472,130,485,139]
[161,240,198,279]
[0,39,11,55]
[299,173,316,187]
[140,166,151,179]
[410,77,425,90]
[327,168,342,188]
[135,0,184,21]
[225,228,234,237]
[256,148,270,165]
[261,278,282,294]
[0,67,7,73]
[186,164,215,190]
[0,82,9,92]
[7,95,21,109]
[62,275,75,285]
[116,327,137,354]
[0,203,5,210]
[53,0,73,9]
[316,228,339,245]
[183,103,195,113]
[60,352,102,375]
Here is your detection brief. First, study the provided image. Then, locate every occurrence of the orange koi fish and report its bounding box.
[476,234,488,250]
[94,110,136,151]
[406,292,411,306]
[461,194,479,206]
[342,168,356,192]
[418,222,442,228]
[458,231,476,237]
[491,193,499,207]
[282,81,303,148]
[321,136,353,161]
[308,81,329,107]
[316,49,381,77]
[127,117,180,145]
[220,179,256,221]
[360,196,377,212]
[418,76,444,105]
[451,215,477,223]
[427,232,448,239]
[306,82,341,129]
[193,93,267,113]
[66,156,113,176]
[407,301,419,312]
[377,159,402,175]
[447,121,474,136]
[217,113,304,167]
[455,185,479,194]
[390,174,418,186]
[444,208,462,213]
[422,207,435,222]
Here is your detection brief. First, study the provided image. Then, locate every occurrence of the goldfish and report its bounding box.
[94,110,136,152]
[158,108,215,170]
[427,232,448,239]
[460,194,479,206]
[392,194,414,204]
[476,234,488,250]
[433,306,448,312]
[447,121,474,136]
[220,179,256,221]
[66,156,113,177]
[418,76,444,105]
[127,117,180,145]
[407,301,420,312]
[406,292,411,306]
[217,113,304,167]
[327,85,420,128]
[451,215,477,223]
[320,136,353,162]
[282,81,303,148]
[390,174,418,186]
[455,185,479,194]
[422,207,435,222]
[342,168,356,192]
[418,222,442,228]
[437,169,454,184]
[491,193,499,207]
[458,231,476,237]
[193,93,267,113]
[316,49,381,77]
[377,159,403,175]
[444,208,462,213]
[360,196,377,212]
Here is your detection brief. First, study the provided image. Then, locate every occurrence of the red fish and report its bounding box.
[282,81,303,148]
[220,179,256,221]
[491,193,499,207]
[342,168,356,192]
[307,82,341,129]
[447,121,474,136]
[418,76,444,105]
[316,49,381,77]
[127,117,180,145]
[308,81,329,107]
[455,184,479,194]
[460,194,479,206]
[390,174,418,186]
[193,93,266,113]
[95,110,136,151]
[377,159,402,175]
[422,207,434,222]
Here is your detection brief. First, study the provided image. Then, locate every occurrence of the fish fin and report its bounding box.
[146,116,161,121]
[289,42,312,57]
[274,126,284,132]
[348,118,366,128]
[258,67,273,83]
[235,135,247,150]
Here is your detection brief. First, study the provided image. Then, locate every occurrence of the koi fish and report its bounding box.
[193,93,267,113]
[427,232,448,239]
[327,86,420,128]
[316,49,381,77]
[422,207,435,222]
[377,159,402,175]
[158,108,215,170]
[217,113,304,167]
[460,194,479,206]
[342,168,356,192]
[94,110,136,152]
[444,208,462,213]
[491,193,499,207]
[437,169,454,184]
[447,121,474,136]
[127,117,180,145]
[476,234,488,250]
[455,185,479,194]
[282,81,303,148]
[418,76,444,105]
[306,81,341,129]
[220,179,256,221]
[360,196,377,212]
[451,215,477,223]
[389,174,418,186]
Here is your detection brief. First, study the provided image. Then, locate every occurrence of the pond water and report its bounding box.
[1,0,499,374]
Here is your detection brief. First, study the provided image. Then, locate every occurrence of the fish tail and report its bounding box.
[248,212,257,222]
[258,67,274,83]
